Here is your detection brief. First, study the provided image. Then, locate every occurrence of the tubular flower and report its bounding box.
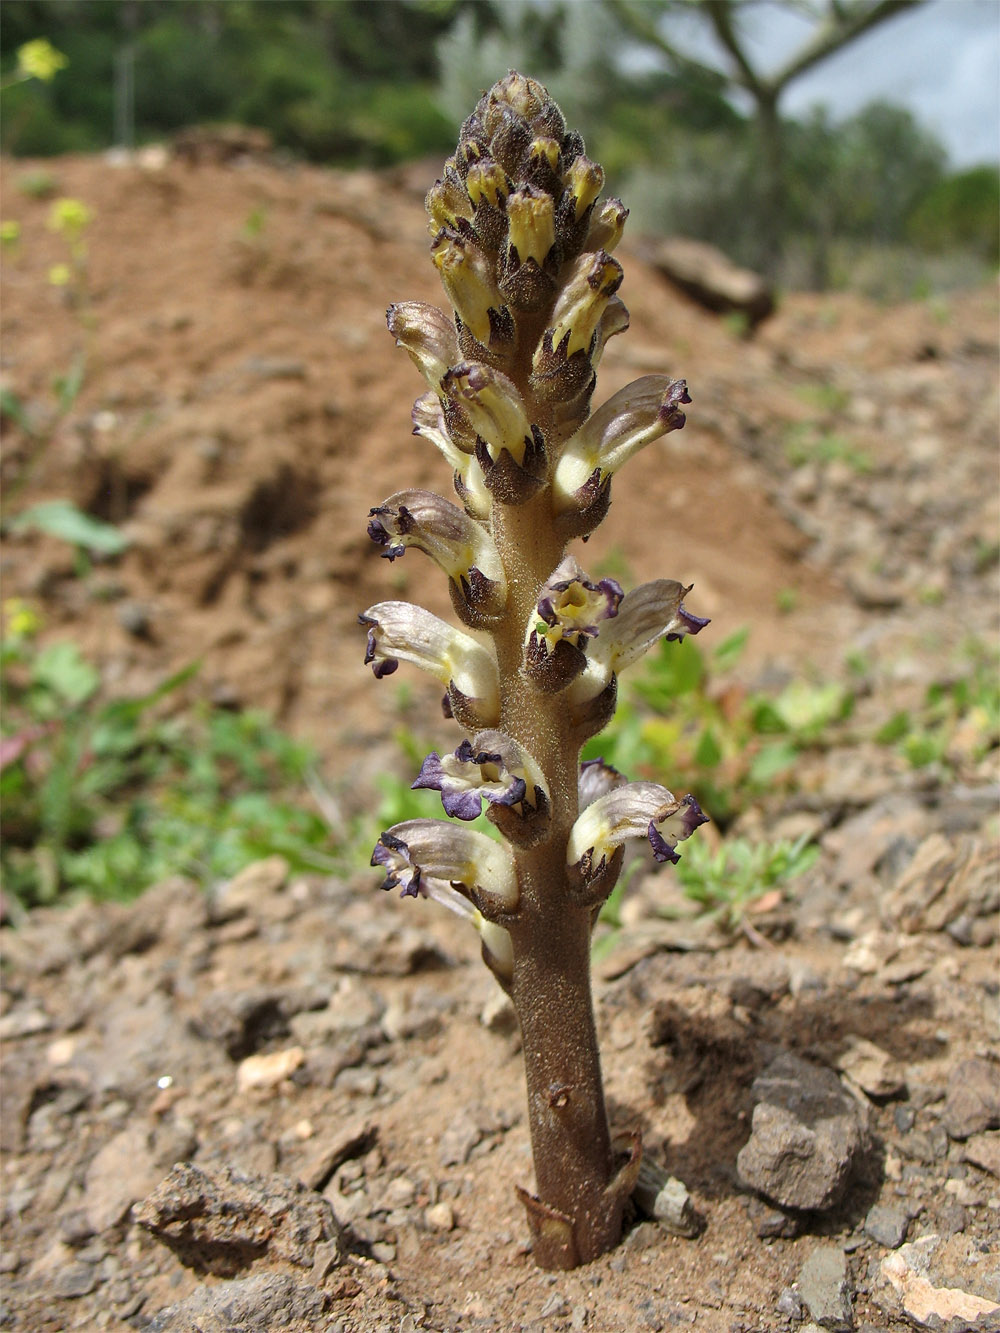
[431,229,503,345]
[412,729,548,824]
[360,601,499,722]
[577,757,627,810]
[372,819,518,907]
[567,782,709,875]
[568,580,710,704]
[386,302,459,393]
[442,362,537,466]
[585,198,628,253]
[540,250,623,362]
[367,489,506,618]
[410,392,491,519]
[372,821,516,976]
[525,556,623,691]
[553,377,691,507]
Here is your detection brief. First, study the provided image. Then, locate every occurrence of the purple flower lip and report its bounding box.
[411,732,548,826]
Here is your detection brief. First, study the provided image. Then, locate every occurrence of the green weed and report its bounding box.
[0,610,336,906]
[670,833,819,931]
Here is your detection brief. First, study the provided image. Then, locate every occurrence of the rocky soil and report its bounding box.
[0,148,998,1332]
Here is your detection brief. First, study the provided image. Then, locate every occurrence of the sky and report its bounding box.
[627,0,1000,169]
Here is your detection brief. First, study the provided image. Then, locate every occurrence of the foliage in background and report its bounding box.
[0,603,336,907]
[1,0,995,289]
[0,0,462,165]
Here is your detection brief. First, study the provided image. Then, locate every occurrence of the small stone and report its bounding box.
[893,1105,917,1133]
[937,1202,967,1236]
[880,1237,1000,1330]
[736,1051,870,1212]
[51,1261,98,1298]
[540,1293,569,1318]
[481,987,517,1035]
[943,1059,1000,1140]
[776,1288,805,1319]
[962,1130,1000,1178]
[864,1203,909,1249]
[835,1036,906,1100]
[424,1201,454,1232]
[84,1125,162,1234]
[0,1007,52,1039]
[798,1244,854,1332]
[236,1046,304,1093]
[747,1195,800,1239]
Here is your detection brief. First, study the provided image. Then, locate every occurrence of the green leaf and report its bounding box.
[712,627,749,672]
[11,500,129,555]
[693,726,723,768]
[748,741,798,784]
[31,641,99,706]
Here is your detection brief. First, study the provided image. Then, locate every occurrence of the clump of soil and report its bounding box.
[0,150,997,1332]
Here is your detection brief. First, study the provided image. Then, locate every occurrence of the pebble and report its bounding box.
[879,1235,1000,1330]
[864,1202,909,1249]
[424,1201,455,1232]
[235,1046,304,1093]
[798,1244,854,1332]
[963,1131,1000,1178]
[736,1051,870,1211]
[835,1036,906,1100]
[943,1058,1000,1140]
[51,1261,98,1299]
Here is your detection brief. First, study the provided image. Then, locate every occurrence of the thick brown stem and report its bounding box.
[508,878,628,1266]
[489,494,634,1268]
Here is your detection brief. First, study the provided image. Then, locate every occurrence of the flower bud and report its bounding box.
[506,187,556,268]
[432,229,502,345]
[410,391,491,518]
[387,302,459,393]
[565,155,604,222]
[442,362,536,466]
[536,251,623,364]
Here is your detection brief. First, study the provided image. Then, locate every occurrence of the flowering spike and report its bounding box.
[364,72,710,1269]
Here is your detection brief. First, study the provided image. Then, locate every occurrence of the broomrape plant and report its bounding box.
[361,73,709,1269]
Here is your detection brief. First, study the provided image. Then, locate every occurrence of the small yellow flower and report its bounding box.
[0,220,21,248]
[47,197,93,243]
[48,262,71,287]
[3,597,41,638]
[16,39,68,84]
